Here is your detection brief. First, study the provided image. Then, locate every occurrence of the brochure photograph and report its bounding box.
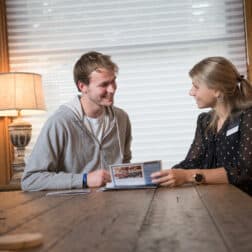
[104,160,162,190]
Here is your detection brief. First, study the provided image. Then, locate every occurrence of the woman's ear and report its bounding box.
[214,89,224,103]
[214,89,222,98]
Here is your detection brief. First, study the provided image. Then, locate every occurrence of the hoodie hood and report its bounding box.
[63,95,86,121]
[63,95,115,124]
[62,95,121,156]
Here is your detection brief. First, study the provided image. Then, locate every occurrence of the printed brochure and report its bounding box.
[104,160,162,190]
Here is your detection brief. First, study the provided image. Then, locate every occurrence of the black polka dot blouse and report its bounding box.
[173,107,252,196]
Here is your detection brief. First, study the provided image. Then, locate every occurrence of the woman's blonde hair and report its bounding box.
[189,56,252,131]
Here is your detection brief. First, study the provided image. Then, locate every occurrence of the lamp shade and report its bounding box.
[0,72,46,116]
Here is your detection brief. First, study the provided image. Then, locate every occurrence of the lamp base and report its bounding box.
[10,163,25,185]
[8,117,32,186]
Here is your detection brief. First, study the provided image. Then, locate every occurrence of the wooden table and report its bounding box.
[0,183,21,192]
[0,184,251,252]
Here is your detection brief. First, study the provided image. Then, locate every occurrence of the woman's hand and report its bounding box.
[151,169,188,187]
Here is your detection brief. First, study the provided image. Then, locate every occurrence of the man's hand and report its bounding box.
[87,169,111,187]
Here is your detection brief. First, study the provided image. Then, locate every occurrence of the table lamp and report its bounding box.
[0,72,46,184]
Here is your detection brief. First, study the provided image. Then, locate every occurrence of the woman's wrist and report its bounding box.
[185,169,200,183]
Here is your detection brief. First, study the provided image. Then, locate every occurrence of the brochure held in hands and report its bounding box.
[103,160,162,190]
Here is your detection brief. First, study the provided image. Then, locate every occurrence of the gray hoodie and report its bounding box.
[21,95,132,191]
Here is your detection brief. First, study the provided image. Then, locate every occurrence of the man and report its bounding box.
[21,51,132,191]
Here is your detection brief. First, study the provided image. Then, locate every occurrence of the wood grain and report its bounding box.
[0,233,43,250]
[0,117,12,185]
[135,186,228,252]
[0,185,251,252]
[0,191,72,234]
[3,189,156,252]
[0,0,12,186]
[196,184,252,252]
[244,0,252,81]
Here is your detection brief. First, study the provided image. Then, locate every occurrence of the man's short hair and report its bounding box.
[73,51,118,91]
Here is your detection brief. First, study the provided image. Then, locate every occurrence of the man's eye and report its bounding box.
[100,83,108,87]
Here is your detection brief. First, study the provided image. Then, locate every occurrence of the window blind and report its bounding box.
[6,0,247,168]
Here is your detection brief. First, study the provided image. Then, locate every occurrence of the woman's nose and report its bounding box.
[189,88,195,96]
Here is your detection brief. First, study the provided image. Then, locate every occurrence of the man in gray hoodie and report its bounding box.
[21,51,132,191]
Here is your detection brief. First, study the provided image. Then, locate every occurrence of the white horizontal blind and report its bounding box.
[6,0,247,168]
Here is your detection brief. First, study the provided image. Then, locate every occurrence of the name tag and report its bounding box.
[226,125,239,136]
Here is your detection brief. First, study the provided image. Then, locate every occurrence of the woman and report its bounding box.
[151,56,252,195]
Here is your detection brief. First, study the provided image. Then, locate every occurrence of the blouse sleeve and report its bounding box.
[225,108,252,190]
[173,113,208,169]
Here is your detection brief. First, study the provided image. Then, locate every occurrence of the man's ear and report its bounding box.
[78,81,88,93]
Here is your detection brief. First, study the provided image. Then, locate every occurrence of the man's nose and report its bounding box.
[108,83,116,93]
